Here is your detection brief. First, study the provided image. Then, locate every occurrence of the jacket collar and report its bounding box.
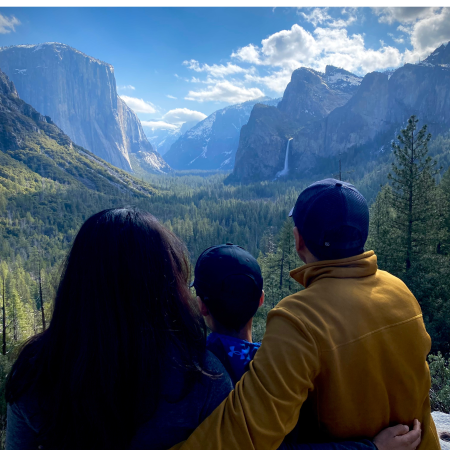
[290,251,378,289]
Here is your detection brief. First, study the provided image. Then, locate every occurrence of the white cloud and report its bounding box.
[299,8,332,27]
[0,13,20,34]
[117,85,135,91]
[162,108,207,124]
[244,68,293,94]
[299,7,357,28]
[373,7,438,25]
[185,80,265,103]
[372,8,450,64]
[388,33,405,44]
[231,44,262,64]
[166,95,177,99]
[404,8,450,62]
[232,24,402,75]
[120,96,156,114]
[141,121,179,131]
[183,59,250,78]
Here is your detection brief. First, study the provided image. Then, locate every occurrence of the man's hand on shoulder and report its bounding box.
[373,420,421,450]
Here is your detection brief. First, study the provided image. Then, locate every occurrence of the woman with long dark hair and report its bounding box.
[5,208,232,450]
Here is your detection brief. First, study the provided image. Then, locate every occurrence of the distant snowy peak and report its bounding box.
[187,111,217,139]
[145,120,199,156]
[185,97,280,141]
[324,66,362,92]
[422,42,450,67]
[164,97,280,171]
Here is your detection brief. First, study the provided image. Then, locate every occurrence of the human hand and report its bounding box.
[373,419,421,450]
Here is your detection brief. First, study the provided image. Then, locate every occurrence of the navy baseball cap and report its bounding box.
[191,243,263,331]
[289,179,369,260]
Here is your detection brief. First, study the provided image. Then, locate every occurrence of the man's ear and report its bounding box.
[259,290,265,308]
[293,226,304,253]
[196,296,210,317]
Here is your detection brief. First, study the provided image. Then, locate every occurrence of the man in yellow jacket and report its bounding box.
[170,179,440,450]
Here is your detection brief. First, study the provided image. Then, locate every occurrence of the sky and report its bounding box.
[1,7,450,131]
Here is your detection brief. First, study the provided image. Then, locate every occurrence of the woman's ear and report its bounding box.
[196,296,210,317]
[259,290,265,308]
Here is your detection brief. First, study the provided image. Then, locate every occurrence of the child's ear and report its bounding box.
[259,290,265,308]
[196,296,210,317]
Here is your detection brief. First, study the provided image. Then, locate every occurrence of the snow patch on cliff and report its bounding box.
[327,72,361,87]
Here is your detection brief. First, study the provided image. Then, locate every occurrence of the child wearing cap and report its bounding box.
[192,243,264,386]
[192,243,418,450]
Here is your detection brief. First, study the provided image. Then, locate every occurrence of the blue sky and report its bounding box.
[1,7,449,131]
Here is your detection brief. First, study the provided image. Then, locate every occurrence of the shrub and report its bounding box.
[429,352,450,413]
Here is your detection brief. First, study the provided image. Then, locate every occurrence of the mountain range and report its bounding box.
[163,97,280,170]
[229,43,450,184]
[0,42,170,175]
[145,120,200,156]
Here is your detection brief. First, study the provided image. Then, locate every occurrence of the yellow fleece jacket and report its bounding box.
[170,251,440,450]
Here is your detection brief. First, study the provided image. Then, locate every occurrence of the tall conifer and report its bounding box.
[388,115,439,270]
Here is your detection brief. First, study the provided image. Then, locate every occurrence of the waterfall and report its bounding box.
[274,138,293,179]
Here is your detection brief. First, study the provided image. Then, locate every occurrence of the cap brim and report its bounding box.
[288,207,294,217]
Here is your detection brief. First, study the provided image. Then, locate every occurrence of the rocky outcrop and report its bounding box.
[278,66,361,123]
[0,42,170,174]
[227,104,299,183]
[230,43,450,183]
[164,98,280,170]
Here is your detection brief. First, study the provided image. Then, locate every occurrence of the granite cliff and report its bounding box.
[230,44,450,183]
[0,42,170,174]
[228,66,362,183]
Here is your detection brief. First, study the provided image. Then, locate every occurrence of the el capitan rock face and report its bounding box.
[230,44,450,183]
[0,68,157,197]
[0,42,170,174]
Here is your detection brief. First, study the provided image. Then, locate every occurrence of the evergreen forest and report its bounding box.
[0,115,450,444]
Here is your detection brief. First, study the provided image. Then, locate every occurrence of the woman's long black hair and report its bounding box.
[6,208,207,450]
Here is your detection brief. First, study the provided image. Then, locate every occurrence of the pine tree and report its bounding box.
[387,115,440,271]
[0,262,7,355]
[6,278,26,343]
[366,185,402,273]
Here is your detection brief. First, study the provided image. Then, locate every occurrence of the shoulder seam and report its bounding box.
[321,314,424,353]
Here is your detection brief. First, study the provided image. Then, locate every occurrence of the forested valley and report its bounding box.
[1,115,450,443]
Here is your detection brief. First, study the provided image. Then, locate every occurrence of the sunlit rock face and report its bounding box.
[0,42,170,174]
